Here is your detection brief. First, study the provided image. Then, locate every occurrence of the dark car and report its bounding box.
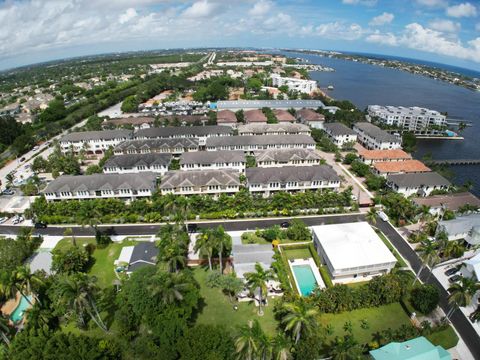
[448,274,462,283]
[445,267,459,276]
[19,157,26,162]
[187,223,198,233]
[34,222,47,229]
[280,221,290,228]
[2,188,14,195]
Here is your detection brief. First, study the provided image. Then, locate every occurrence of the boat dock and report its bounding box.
[429,159,480,166]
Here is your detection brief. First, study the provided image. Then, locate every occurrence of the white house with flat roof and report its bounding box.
[367,105,447,131]
[312,222,397,283]
[271,74,318,94]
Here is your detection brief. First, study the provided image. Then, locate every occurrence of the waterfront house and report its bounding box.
[370,336,451,360]
[358,149,412,165]
[386,172,450,197]
[323,122,358,147]
[353,122,401,150]
[373,160,431,177]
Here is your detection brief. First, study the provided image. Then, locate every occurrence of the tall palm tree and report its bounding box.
[213,225,232,275]
[245,263,275,316]
[63,227,76,247]
[271,334,292,360]
[234,319,270,360]
[366,208,377,225]
[13,265,43,305]
[280,298,319,344]
[0,270,16,301]
[414,239,440,284]
[443,241,465,259]
[195,229,215,270]
[0,315,11,347]
[448,277,480,310]
[418,205,432,222]
[148,272,190,305]
[55,274,108,332]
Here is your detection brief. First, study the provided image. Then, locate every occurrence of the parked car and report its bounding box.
[32,146,39,151]
[445,267,459,276]
[19,157,26,162]
[280,221,290,228]
[378,211,389,222]
[2,188,14,195]
[34,222,47,229]
[12,215,24,225]
[448,274,462,283]
[0,217,7,224]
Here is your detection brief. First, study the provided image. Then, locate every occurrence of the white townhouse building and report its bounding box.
[353,122,402,150]
[59,130,132,154]
[43,173,157,202]
[254,148,322,168]
[246,165,341,197]
[386,172,451,197]
[159,169,240,196]
[103,153,172,175]
[367,105,447,131]
[114,138,199,155]
[180,151,246,173]
[323,123,358,147]
[238,123,311,136]
[271,74,318,94]
[133,125,233,146]
[206,135,316,153]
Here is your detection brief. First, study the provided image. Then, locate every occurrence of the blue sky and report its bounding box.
[0,0,479,72]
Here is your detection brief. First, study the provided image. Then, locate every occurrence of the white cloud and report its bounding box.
[415,0,448,7]
[446,2,477,18]
[249,0,273,17]
[342,0,377,6]
[428,19,461,32]
[181,0,218,19]
[366,32,398,46]
[119,8,138,24]
[315,22,363,40]
[369,12,394,26]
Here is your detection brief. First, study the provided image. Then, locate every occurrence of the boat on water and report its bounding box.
[327,85,334,90]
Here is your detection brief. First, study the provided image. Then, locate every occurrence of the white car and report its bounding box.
[32,146,40,151]
[12,215,24,225]
[0,217,7,224]
[378,211,389,222]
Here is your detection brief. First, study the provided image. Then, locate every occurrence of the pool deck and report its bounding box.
[289,258,325,295]
[0,292,21,317]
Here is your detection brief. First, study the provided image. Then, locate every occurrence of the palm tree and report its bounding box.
[5,173,14,188]
[414,239,440,284]
[148,272,190,305]
[213,225,232,274]
[13,265,43,305]
[448,277,480,310]
[55,274,108,332]
[195,229,215,270]
[271,334,292,360]
[245,263,275,316]
[418,205,433,223]
[234,319,269,360]
[0,315,11,347]
[366,208,377,224]
[443,241,465,259]
[280,298,319,344]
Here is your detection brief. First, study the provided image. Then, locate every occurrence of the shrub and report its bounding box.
[410,284,440,314]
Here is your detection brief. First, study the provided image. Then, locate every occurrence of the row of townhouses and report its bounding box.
[43,164,341,201]
[323,123,358,147]
[367,105,447,131]
[352,122,402,150]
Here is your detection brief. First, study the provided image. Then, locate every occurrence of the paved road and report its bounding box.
[1,213,479,357]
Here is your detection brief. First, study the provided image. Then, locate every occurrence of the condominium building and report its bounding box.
[386,172,450,197]
[367,105,447,130]
[180,151,246,172]
[353,122,401,150]
[238,123,310,136]
[60,130,132,154]
[103,153,172,175]
[206,135,316,153]
[114,138,199,155]
[246,165,341,196]
[43,173,157,201]
[323,123,357,147]
[271,74,318,94]
[254,148,322,167]
[134,125,233,146]
[160,169,240,196]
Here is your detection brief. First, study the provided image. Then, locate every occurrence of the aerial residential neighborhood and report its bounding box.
[0,2,480,358]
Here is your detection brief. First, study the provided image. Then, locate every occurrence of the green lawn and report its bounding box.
[375,230,407,267]
[193,268,279,335]
[283,247,312,260]
[54,237,137,288]
[319,303,411,344]
[426,325,459,349]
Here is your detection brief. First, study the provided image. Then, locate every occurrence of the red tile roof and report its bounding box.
[244,109,267,123]
[374,160,431,174]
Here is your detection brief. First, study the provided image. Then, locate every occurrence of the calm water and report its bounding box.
[284,52,480,195]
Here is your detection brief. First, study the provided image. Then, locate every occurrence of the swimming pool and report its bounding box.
[10,295,32,323]
[292,264,318,296]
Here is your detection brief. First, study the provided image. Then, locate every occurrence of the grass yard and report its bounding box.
[54,237,137,288]
[193,268,278,335]
[375,230,407,268]
[319,302,411,344]
[426,325,459,349]
[283,247,312,260]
